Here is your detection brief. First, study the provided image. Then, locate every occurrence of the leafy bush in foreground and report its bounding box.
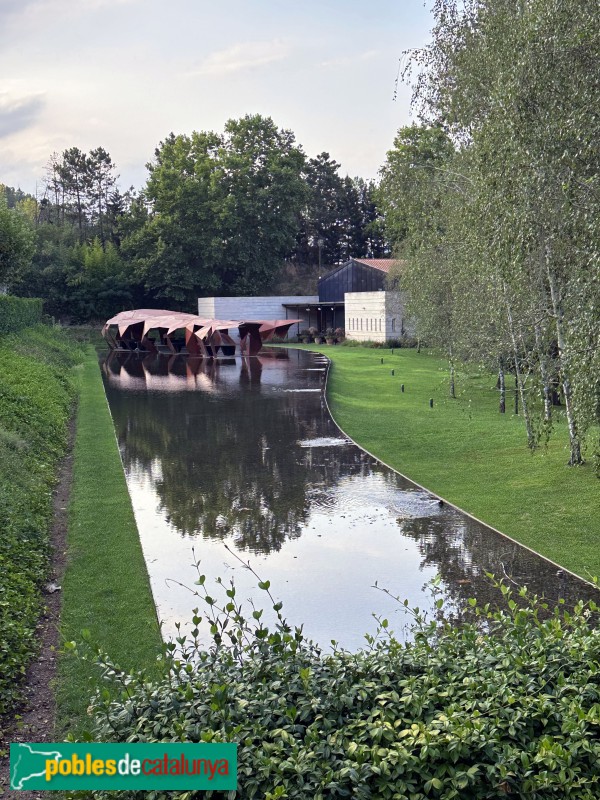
[84,566,600,800]
[0,324,82,715]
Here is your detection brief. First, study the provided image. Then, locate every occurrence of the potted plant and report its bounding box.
[314,331,326,344]
[300,328,312,343]
[334,327,345,343]
[325,327,336,345]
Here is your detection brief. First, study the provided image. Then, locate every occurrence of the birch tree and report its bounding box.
[405,0,600,464]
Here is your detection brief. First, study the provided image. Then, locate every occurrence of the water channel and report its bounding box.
[101,347,597,650]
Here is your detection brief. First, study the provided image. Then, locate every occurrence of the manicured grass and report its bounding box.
[57,346,162,735]
[287,344,600,582]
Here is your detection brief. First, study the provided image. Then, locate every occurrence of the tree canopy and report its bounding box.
[0,188,35,287]
[6,115,389,317]
[381,0,600,465]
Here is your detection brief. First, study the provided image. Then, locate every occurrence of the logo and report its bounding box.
[10,742,237,791]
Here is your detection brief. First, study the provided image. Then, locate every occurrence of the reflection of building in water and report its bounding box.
[102,350,296,394]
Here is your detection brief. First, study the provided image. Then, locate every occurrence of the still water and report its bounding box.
[102,348,597,649]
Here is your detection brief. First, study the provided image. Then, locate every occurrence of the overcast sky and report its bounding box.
[0,0,433,196]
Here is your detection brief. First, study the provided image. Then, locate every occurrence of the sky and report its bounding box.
[0,0,434,197]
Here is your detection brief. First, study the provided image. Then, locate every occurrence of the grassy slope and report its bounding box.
[57,346,162,734]
[289,345,599,581]
[0,325,81,720]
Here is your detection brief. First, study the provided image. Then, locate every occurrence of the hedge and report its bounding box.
[82,569,600,800]
[0,295,43,335]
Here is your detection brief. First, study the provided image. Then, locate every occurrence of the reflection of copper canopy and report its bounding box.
[102,309,300,357]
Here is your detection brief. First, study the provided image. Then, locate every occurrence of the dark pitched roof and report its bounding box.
[350,258,404,274]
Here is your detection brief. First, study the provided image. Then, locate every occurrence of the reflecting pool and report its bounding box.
[101,348,598,649]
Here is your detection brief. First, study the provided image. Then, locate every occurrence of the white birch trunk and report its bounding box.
[502,281,536,448]
[545,261,583,465]
[534,323,552,423]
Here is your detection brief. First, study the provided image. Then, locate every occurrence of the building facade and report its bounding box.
[319,258,406,343]
[197,258,407,343]
[197,295,318,340]
[344,291,408,343]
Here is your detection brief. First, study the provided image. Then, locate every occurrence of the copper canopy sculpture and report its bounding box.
[102,309,301,357]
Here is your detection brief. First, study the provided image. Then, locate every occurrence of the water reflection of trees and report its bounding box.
[399,514,598,614]
[102,352,599,609]
[103,355,366,554]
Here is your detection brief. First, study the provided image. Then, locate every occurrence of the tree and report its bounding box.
[129,115,308,305]
[296,152,346,267]
[213,115,308,294]
[295,164,390,268]
[87,147,118,246]
[0,191,35,287]
[380,124,461,396]
[9,146,135,320]
[401,0,600,464]
[58,147,90,239]
[40,146,120,246]
[354,178,389,259]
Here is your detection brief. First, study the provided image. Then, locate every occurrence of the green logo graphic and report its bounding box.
[10,742,237,791]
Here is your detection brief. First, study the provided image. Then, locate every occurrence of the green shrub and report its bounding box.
[0,324,83,715]
[338,337,419,350]
[267,335,293,344]
[386,336,419,349]
[84,571,600,799]
[0,295,43,334]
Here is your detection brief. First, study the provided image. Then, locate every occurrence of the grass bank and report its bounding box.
[57,345,162,735]
[288,345,600,582]
[0,325,82,721]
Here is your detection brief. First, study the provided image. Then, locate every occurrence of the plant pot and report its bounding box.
[325,337,335,345]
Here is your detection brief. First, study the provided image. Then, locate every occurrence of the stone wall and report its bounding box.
[344,291,409,342]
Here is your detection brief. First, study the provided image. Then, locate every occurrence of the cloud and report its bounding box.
[319,50,379,69]
[187,40,290,77]
[0,93,45,139]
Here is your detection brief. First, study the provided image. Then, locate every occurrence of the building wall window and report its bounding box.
[391,318,396,332]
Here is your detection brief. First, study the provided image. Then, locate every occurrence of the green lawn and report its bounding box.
[57,346,162,735]
[286,344,599,582]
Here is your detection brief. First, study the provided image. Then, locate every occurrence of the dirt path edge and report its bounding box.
[0,414,76,798]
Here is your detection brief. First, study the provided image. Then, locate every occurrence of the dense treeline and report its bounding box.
[1,114,387,320]
[380,0,600,468]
